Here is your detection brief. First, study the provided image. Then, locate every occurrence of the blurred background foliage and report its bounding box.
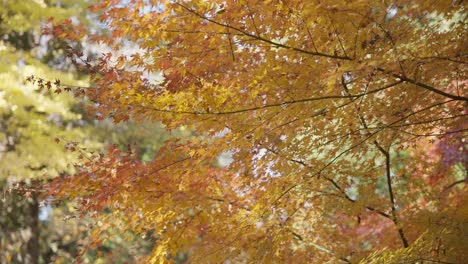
[0,0,191,263]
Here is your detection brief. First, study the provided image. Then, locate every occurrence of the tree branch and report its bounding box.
[374,142,409,248]
[265,147,392,220]
[265,99,455,210]
[145,80,403,115]
[342,76,409,247]
[176,3,352,60]
[377,68,468,102]
[286,229,351,263]
[440,177,467,196]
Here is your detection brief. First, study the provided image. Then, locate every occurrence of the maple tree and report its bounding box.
[42,0,466,263]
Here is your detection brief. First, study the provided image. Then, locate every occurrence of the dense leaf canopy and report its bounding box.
[44,0,466,263]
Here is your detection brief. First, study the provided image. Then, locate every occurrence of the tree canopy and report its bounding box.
[42,0,466,263]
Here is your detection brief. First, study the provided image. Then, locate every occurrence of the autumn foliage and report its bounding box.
[42,0,466,263]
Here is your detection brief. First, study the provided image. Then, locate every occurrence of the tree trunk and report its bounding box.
[26,192,39,264]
